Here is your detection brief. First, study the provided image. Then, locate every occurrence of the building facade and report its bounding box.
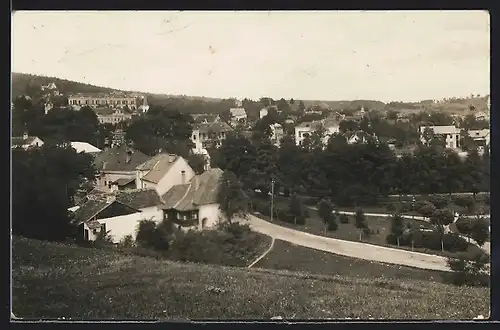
[419,125,461,149]
[68,93,138,110]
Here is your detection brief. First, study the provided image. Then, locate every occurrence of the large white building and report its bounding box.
[419,125,460,149]
[294,117,340,146]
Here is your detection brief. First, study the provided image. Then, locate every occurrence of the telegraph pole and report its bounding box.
[270,177,275,222]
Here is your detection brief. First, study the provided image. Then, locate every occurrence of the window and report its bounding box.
[192,135,196,140]
[101,223,107,233]
[192,212,198,219]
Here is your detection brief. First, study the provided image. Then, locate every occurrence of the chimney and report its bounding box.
[181,170,186,184]
[126,150,132,163]
[22,132,28,140]
[169,154,176,163]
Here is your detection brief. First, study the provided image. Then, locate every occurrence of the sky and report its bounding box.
[12,11,490,102]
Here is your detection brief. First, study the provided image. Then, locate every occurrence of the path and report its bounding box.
[308,207,490,255]
[240,215,451,272]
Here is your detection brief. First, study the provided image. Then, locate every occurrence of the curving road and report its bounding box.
[240,214,451,272]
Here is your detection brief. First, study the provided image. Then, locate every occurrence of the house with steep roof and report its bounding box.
[12,133,44,150]
[135,153,195,197]
[161,168,225,230]
[73,188,164,243]
[94,107,132,124]
[93,146,150,191]
[191,121,233,151]
[344,130,375,144]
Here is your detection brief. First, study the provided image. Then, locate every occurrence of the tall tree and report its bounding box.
[217,171,248,224]
[354,208,367,240]
[318,198,334,233]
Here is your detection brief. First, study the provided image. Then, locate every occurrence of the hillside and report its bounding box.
[12,236,489,320]
[12,72,488,113]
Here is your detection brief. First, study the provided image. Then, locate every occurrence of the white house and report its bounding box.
[135,153,195,197]
[191,121,233,151]
[73,189,164,243]
[294,117,340,146]
[12,133,44,149]
[419,125,460,149]
[161,168,226,230]
[93,146,150,191]
[71,141,102,154]
[229,107,247,125]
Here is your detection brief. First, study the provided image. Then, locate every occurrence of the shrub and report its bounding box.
[327,218,338,232]
[296,215,306,226]
[442,233,468,252]
[385,203,396,212]
[362,227,373,237]
[444,253,490,287]
[429,195,450,209]
[453,196,475,209]
[168,223,265,267]
[119,234,135,248]
[339,213,349,224]
[136,219,170,251]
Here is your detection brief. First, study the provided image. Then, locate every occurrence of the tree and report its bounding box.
[318,198,334,233]
[430,208,454,251]
[389,213,405,246]
[354,208,367,240]
[416,201,437,219]
[217,171,247,224]
[125,107,194,157]
[216,132,256,186]
[187,153,207,174]
[289,193,304,225]
[12,144,96,242]
[469,217,489,247]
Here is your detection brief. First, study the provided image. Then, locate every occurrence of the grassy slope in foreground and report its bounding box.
[12,237,489,320]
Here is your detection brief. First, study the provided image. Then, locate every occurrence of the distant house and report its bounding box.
[73,188,164,243]
[473,111,489,121]
[161,168,225,231]
[41,82,58,91]
[468,128,490,153]
[12,133,44,150]
[294,121,323,146]
[191,114,220,124]
[135,153,195,197]
[68,93,138,111]
[93,146,150,191]
[294,117,340,146]
[70,141,102,155]
[94,107,132,124]
[191,121,233,151]
[344,130,374,144]
[419,125,460,149]
[229,108,247,126]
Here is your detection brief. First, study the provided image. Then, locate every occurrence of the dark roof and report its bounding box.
[115,189,163,209]
[136,153,181,184]
[193,121,233,133]
[191,114,220,124]
[161,168,223,211]
[93,146,150,172]
[75,189,163,223]
[74,199,110,224]
[113,178,135,186]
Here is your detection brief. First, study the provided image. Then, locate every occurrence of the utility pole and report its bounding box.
[270,177,275,222]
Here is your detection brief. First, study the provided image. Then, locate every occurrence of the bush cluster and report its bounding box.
[386,230,468,252]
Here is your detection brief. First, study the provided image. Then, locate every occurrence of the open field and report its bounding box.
[258,198,486,260]
[255,239,449,283]
[12,236,489,320]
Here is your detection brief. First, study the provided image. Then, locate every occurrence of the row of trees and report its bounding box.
[215,126,489,207]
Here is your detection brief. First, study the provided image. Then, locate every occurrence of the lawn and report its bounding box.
[256,240,448,283]
[258,198,486,260]
[12,236,490,320]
